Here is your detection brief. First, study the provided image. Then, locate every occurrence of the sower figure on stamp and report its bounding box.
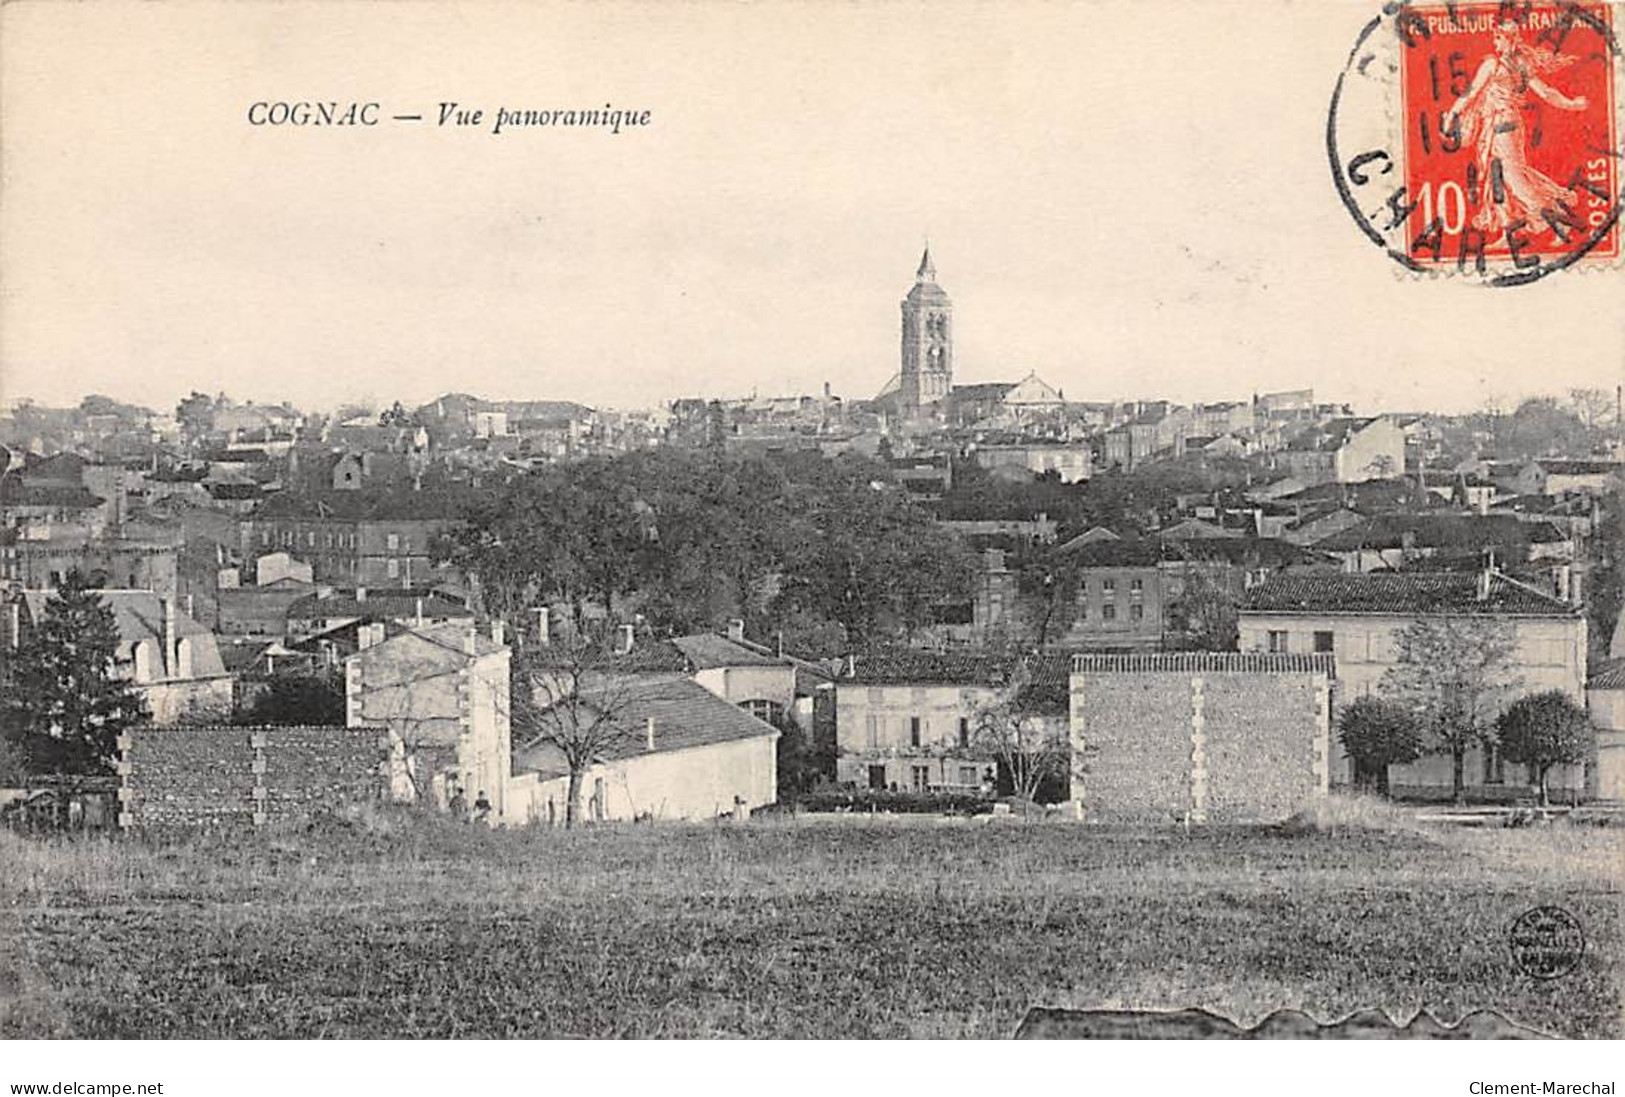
[1447,20,1589,243]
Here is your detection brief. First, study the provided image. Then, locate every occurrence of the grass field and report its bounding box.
[1,807,1620,1039]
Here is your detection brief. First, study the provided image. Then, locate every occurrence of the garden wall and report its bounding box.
[1070,653,1333,824]
[119,724,386,827]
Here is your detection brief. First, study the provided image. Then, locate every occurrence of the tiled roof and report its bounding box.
[20,589,226,677]
[1241,572,1578,617]
[287,588,472,620]
[532,633,788,674]
[253,489,464,521]
[0,480,104,509]
[670,633,786,669]
[1072,652,1336,677]
[842,648,1071,712]
[1587,658,1625,691]
[1285,418,1375,452]
[1314,515,1568,552]
[1536,459,1621,476]
[515,676,778,777]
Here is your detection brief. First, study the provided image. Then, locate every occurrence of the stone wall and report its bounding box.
[119,724,385,827]
[1070,654,1332,824]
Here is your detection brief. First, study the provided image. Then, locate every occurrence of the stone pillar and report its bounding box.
[1189,676,1208,824]
[250,731,269,827]
[116,732,134,829]
[1067,668,1087,820]
[1312,672,1331,794]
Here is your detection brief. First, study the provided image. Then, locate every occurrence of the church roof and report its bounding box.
[905,247,950,305]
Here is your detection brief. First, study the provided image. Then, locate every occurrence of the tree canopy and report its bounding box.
[1495,690,1593,806]
[452,449,976,654]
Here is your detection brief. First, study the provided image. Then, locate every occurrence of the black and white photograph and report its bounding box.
[0,0,1622,1086]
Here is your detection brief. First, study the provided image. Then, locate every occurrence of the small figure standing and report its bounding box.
[473,789,493,826]
[448,783,468,822]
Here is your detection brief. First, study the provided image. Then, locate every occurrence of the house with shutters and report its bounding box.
[833,648,1070,793]
[1239,570,1588,797]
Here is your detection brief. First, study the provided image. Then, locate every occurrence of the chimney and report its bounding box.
[727,618,745,643]
[414,598,425,626]
[464,627,478,656]
[1555,565,1571,604]
[491,619,506,646]
[185,593,195,619]
[984,548,1007,572]
[6,602,19,651]
[355,585,367,603]
[1570,570,1584,607]
[1477,567,1493,602]
[618,623,635,655]
[534,606,551,646]
[645,716,656,752]
[162,597,178,678]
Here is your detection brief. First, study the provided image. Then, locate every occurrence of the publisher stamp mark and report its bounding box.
[1509,905,1585,979]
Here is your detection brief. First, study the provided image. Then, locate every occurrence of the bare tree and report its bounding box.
[508,640,641,828]
[1567,387,1615,438]
[969,674,1070,805]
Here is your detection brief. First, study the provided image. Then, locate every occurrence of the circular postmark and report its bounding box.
[1328,0,1624,286]
[1508,904,1585,979]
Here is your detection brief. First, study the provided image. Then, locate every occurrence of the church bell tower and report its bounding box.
[899,247,953,414]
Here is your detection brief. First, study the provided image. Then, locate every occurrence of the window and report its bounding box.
[1313,631,1335,654]
[387,558,400,579]
[1129,578,1143,593]
[959,766,979,786]
[865,714,879,748]
[958,716,969,749]
[911,765,930,791]
[739,699,784,725]
[1267,630,1289,654]
[1130,604,1145,621]
[1102,578,1116,594]
[387,533,399,550]
[306,532,315,547]
[1102,604,1117,621]
[909,716,922,748]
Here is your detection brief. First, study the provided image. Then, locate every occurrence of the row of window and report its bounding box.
[1076,578,1146,597]
[257,529,411,551]
[867,763,984,791]
[1265,630,1337,654]
[1079,602,1147,623]
[864,715,973,750]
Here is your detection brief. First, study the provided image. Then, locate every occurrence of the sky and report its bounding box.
[1,0,1621,418]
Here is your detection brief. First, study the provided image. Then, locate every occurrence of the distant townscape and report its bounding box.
[2,249,1622,830]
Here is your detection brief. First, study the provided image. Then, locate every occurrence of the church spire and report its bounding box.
[916,245,936,283]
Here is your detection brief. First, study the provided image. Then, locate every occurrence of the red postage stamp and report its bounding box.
[1397,2,1620,271]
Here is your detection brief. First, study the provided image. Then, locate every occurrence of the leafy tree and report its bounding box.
[240,674,346,726]
[1495,691,1594,806]
[1495,397,1592,460]
[1381,615,1519,803]
[175,391,217,445]
[1167,566,1238,651]
[0,573,149,776]
[776,477,976,648]
[1337,696,1422,796]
